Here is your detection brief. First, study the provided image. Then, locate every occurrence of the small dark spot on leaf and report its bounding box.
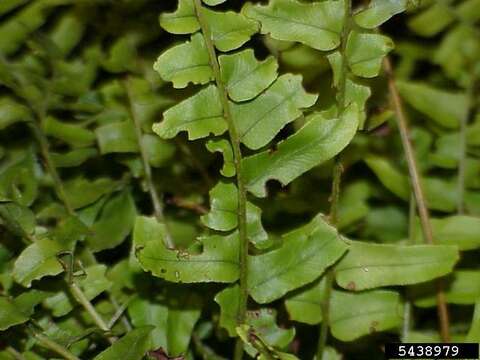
[346,281,356,290]
[247,310,261,319]
[268,143,278,155]
[148,347,185,360]
[369,320,379,334]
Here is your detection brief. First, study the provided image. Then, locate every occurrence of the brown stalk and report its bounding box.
[383,57,450,342]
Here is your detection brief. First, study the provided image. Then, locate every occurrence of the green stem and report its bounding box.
[123,78,174,248]
[317,2,351,358]
[317,160,343,360]
[108,295,135,330]
[70,282,111,334]
[28,121,74,216]
[335,2,352,113]
[5,346,26,360]
[383,57,450,342]
[33,332,80,360]
[192,2,249,359]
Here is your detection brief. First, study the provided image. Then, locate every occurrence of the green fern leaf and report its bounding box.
[153,85,227,140]
[248,214,348,303]
[232,74,318,150]
[330,290,403,341]
[135,216,239,283]
[160,0,199,34]
[335,241,459,291]
[204,7,259,52]
[13,239,64,288]
[243,0,345,51]
[201,182,269,247]
[243,104,359,197]
[203,0,227,5]
[355,0,407,29]
[220,49,278,102]
[206,138,235,177]
[396,80,468,129]
[154,33,213,88]
[346,32,394,78]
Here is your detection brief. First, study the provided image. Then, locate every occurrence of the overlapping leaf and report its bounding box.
[13,239,64,288]
[248,214,348,303]
[0,201,35,239]
[93,326,154,360]
[411,270,480,307]
[160,0,199,34]
[128,291,201,356]
[236,324,299,360]
[154,33,212,89]
[243,0,345,51]
[346,32,394,78]
[203,0,226,5]
[243,104,359,197]
[414,215,480,250]
[153,85,226,140]
[215,284,240,337]
[200,181,269,247]
[203,8,259,52]
[0,97,32,130]
[355,0,408,29]
[44,265,112,317]
[87,190,136,252]
[0,151,38,207]
[160,1,258,51]
[0,290,50,330]
[216,284,295,349]
[51,147,98,168]
[329,290,403,341]
[220,49,278,102]
[134,216,239,283]
[335,241,459,291]
[396,80,468,129]
[232,74,318,150]
[285,278,326,325]
[95,121,138,154]
[408,2,454,37]
[286,281,404,342]
[44,116,96,148]
[243,308,295,357]
[206,139,235,177]
[365,156,458,212]
[64,177,116,210]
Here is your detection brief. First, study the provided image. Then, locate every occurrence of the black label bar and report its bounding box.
[385,343,479,359]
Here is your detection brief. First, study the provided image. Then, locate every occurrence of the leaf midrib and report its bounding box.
[336,256,456,272]
[249,234,337,290]
[331,308,398,325]
[238,89,299,141]
[246,119,348,188]
[227,58,273,92]
[141,254,238,266]
[254,9,340,36]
